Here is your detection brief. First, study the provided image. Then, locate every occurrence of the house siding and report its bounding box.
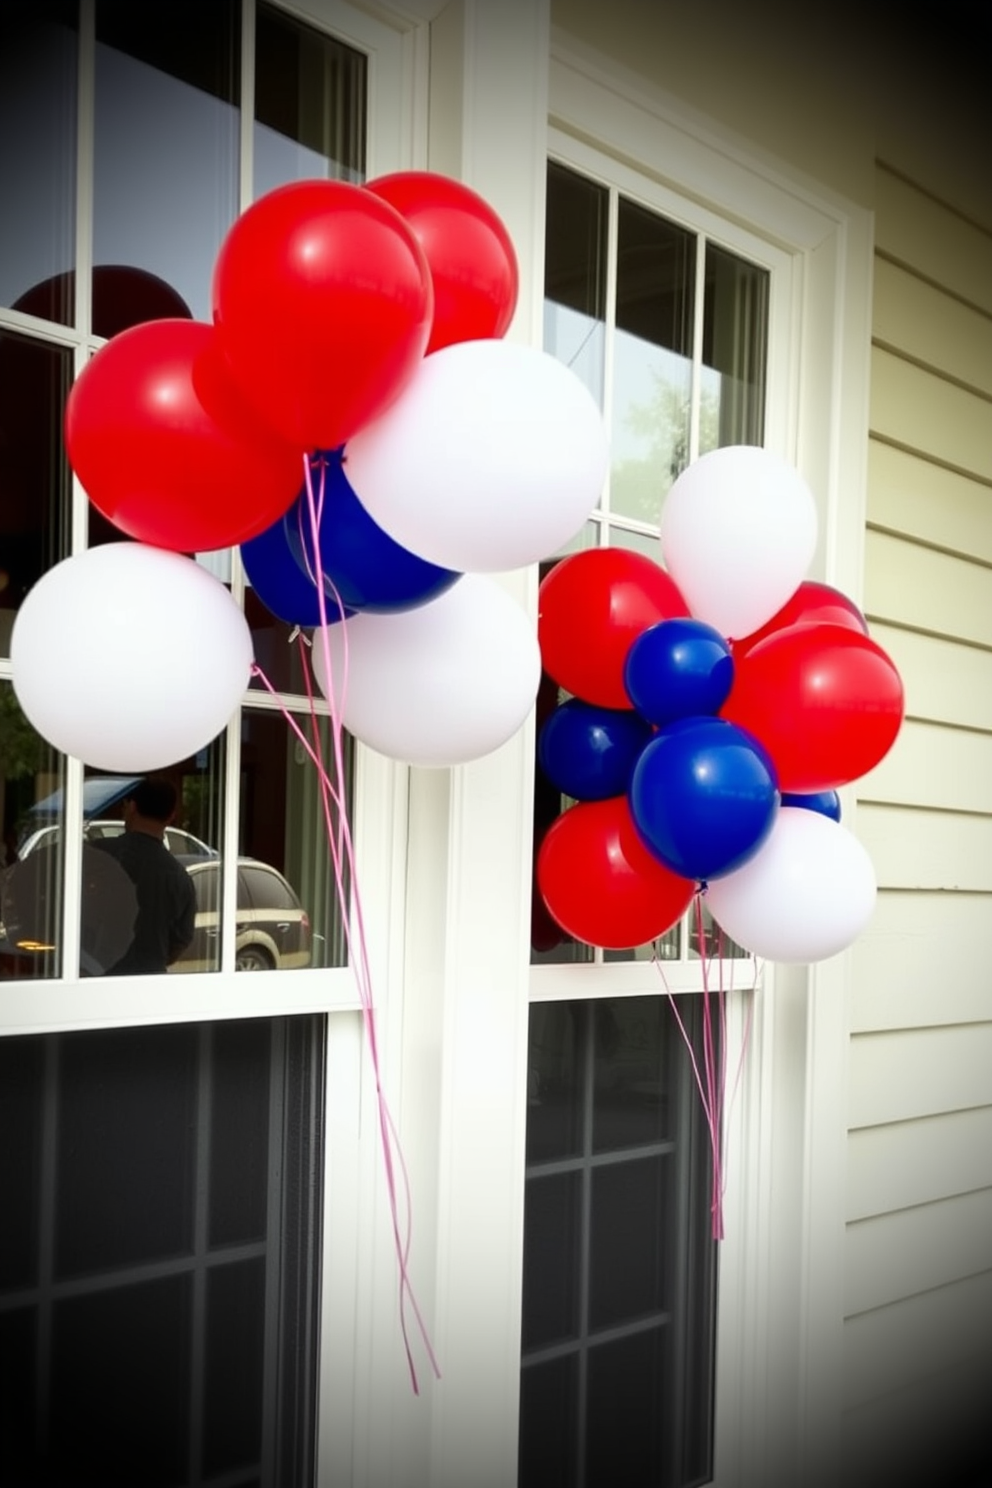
[845,159,992,1484]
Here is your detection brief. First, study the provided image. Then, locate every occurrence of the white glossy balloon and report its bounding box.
[659,445,818,640]
[704,807,876,963]
[11,543,254,772]
[310,574,541,767]
[342,339,609,573]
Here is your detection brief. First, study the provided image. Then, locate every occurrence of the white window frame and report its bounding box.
[357,13,873,1488]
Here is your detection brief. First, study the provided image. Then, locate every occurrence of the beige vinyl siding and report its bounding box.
[844,159,992,1476]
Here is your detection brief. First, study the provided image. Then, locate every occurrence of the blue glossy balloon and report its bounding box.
[781,789,842,823]
[241,515,332,627]
[624,617,734,727]
[538,699,654,801]
[285,449,460,614]
[629,716,779,882]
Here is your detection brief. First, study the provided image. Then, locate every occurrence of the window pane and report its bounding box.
[0,3,78,326]
[0,1016,325,1486]
[56,1023,198,1275]
[0,331,73,647]
[701,242,768,452]
[526,1002,583,1162]
[544,160,607,410]
[239,708,350,970]
[521,997,717,1488]
[78,746,225,978]
[92,0,240,333]
[611,198,695,526]
[0,684,66,983]
[254,2,366,195]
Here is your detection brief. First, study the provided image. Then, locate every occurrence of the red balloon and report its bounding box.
[538,796,695,949]
[721,622,904,792]
[65,319,304,551]
[539,549,689,709]
[212,180,433,450]
[366,171,518,354]
[733,580,868,657]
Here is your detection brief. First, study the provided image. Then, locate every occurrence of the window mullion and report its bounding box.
[689,231,707,468]
[600,184,619,544]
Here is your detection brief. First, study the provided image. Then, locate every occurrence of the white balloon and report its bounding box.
[704,807,876,964]
[11,543,253,772]
[310,574,541,767]
[342,340,609,573]
[659,445,818,640]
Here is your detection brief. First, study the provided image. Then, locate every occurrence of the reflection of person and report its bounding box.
[91,780,196,975]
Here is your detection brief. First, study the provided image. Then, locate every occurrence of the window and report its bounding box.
[0,5,387,1482]
[521,155,775,1485]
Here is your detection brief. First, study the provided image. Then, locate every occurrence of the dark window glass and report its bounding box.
[0,684,67,985]
[702,242,769,451]
[0,2,78,326]
[209,1020,271,1247]
[612,197,696,523]
[519,1354,579,1488]
[543,159,607,409]
[56,1023,198,1275]
[50,1275,193,1485]
[92,1,240,333]
[203,1257,266,1476]
[0,1037,44,1288]
[239,708,350,970]
[0,332,73,641]
[520,998,717,1488]
[254,2,366,196]
[0,1015,325,1486]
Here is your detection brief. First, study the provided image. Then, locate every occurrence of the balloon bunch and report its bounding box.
[536,445,905,965]
[10,172,608,774]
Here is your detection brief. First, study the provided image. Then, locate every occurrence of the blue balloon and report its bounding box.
[538,699,654,801]
[286,449,460,614]
[241,515,335,627]
[629,717,779,882]
[624,617,734,727]
[781,790,842,823]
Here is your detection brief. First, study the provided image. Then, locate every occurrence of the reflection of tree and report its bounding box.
[0,688,45,781]
[611,372,719,528]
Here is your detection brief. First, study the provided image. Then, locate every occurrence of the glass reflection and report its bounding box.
[701,243,768,451]
[239,709,350,971]
[0,331,73,648]
[254,3,366,196]
[76,747,224,977]
[543,160,607,411]
[0,3,78,325]
[0,685,65,981]
[92,0,240,331]
[611,199,695,526]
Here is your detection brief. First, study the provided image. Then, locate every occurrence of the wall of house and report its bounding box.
[552,2,992,1481]
[844,92,992,1488]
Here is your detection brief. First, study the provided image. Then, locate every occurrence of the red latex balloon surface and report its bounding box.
[212,180,434,451]
[721,622,905,792]
[539,549,689,709]
[537,795,695,949]
[733,579,868,657]
[65,319,303,551]
[366,171,518,353]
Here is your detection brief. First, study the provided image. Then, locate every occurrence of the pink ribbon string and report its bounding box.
[654,895,758,1241]
[249,452,440,1393]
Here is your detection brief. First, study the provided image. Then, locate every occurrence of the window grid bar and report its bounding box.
[525,1135,676,1181]
[188,1021,214,1487]
[689,233,707,467]
[260,1018,288,1481]
[33,1034,60,1459]
[574,1000,595,1488]
[599,183,620,541]
[0,1239,268,1313]
[521,1309,674,1372]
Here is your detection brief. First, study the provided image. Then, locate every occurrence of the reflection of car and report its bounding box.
[17,820,217,860]
[170,857,312,973]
